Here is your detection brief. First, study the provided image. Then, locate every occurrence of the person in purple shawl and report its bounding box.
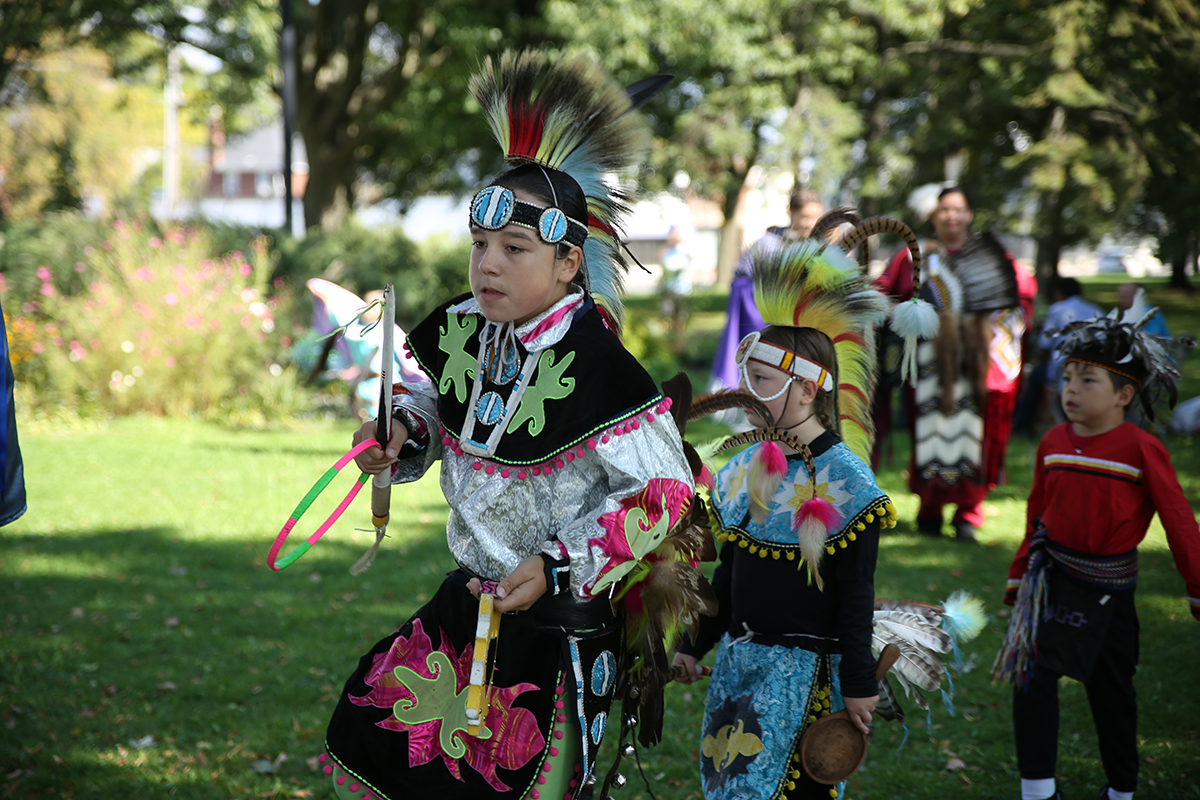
[709,188,824,392]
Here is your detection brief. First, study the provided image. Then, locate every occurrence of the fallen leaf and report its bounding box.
[945,757,967,771]
[70,607,85,618]
[156,682,178,692]
[165,617,180,627]
[130,735,157,750]
[250,759,278,774]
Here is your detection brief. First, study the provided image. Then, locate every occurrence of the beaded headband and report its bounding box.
[735,330,835,398]
[469,185,589,248]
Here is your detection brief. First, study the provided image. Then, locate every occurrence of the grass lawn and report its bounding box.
[3,276,1198,799]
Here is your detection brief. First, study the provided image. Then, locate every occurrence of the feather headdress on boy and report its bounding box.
[469,50,670,334]
[1052,306,1193,422]
[723,211,927,586]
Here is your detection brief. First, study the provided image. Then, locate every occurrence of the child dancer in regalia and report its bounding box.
[993,311,1200,800]
[673,225,909,800]
[319,51,706,800]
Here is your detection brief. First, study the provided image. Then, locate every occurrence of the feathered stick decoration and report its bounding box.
[688,389,774,426]
[841,217,939,386]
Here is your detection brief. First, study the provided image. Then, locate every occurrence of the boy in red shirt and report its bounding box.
[993,311,1199,800]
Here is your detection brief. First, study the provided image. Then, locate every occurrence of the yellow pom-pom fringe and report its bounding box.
[826,545,835,554]
[749,544,758,554]
[838,539,848,548]
[739,538,749,548]
[786,551,796,560]
[849,532,857,541]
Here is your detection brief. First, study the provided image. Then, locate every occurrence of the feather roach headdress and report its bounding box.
[745,219,897,463]
[1053,307,1193,422]
[469,50,667,333]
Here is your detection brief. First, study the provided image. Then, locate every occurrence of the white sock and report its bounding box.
[1021,778,1056,800]
[1107,790,1134,800]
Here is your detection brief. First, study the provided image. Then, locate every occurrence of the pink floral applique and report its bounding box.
[349,618,546,792]
[587,477,693,596]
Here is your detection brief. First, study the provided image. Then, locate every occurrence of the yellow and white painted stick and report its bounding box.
[466,590,502,736]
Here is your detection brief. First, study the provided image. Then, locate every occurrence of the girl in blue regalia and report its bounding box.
[674,232,902,800]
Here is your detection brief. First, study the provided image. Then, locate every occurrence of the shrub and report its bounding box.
[2,219,307,424]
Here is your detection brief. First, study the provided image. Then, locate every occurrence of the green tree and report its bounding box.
[1102,0,1200,289]
[161,0,550,231]
[547,0,870,282]
[0,42,177,222]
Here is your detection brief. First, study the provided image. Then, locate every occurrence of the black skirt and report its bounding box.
[323,569,623,800]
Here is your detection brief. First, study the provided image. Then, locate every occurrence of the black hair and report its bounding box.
[489,163,587,260]
[937,185,973,210]
[1057,277,1083,298]
[789,188,821,212]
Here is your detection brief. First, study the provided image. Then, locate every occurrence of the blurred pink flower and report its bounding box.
[150,347,161,357]
[113,219,126,231]
[164,293,179,306]
[239,263,252,277]
[21,302,34,313]
[90,339,101,349]
[140,328,153,342]
[84,245,95,257]
[103,240,113,250]
[39,283,55,297]
[36,266,51,281]
[240,316,251,328]
[273,277,284,289]
[0,274,8,292]
[173,264,186,277]
[150,237,163,249]
[32,342,43,354]
[52,336,64,347]
[74,261,86,272]
[165,356,177,367]
[280,336,292,347]
[171,230,185,244]
[134,268,154,282]
[209,320,220,331]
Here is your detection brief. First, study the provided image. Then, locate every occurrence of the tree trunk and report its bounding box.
[298,130,358,231]
[714,176,750,287]
[1165,213,1194,290]
[1034,188,1064,305]
[1033,105,1068,304]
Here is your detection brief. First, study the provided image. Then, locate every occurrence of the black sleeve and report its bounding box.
[834,519,881,698]
[677,540,734,659]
